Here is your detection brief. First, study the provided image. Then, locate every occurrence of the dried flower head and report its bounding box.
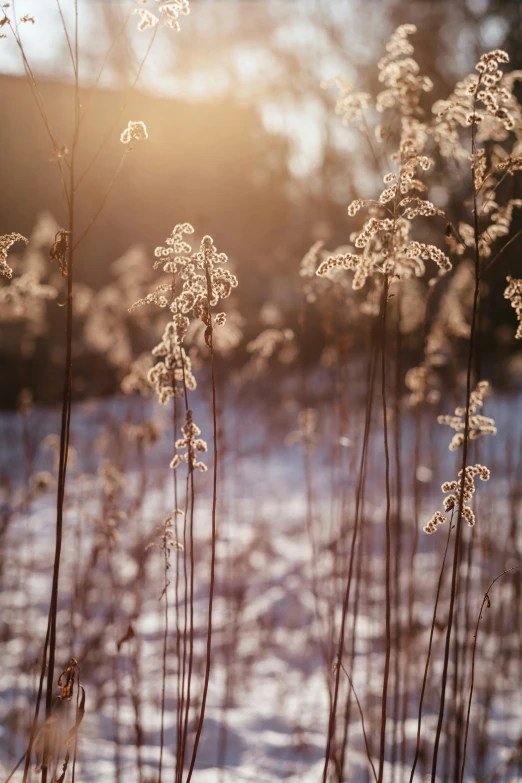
[148,322,197,403]
[136,222,236,332]
[0,271,57,315]
[170,409,207,472]
[424,464,490,533]
[57,658,78,702]
[321,76,371,129]
[438,380,497,451]
[153,222,194,268]
[0,232,28,278]
[317,40,451,296]
[423,510,447,534]
[134,0,189,32]
[120,120,148,145]
[146,512,184,559]
[121,352,154,396]
[433,48,517,160]
[49,230,70,277]
[300,240,325,279]
[446,200,522,260]
[376,24,433,119]
[504,276,522,339]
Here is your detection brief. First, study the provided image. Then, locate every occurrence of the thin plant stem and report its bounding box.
[75,27,157,190]
[338,662,378,783]
[430,86,483,783]
[377,275,392,783]
[338,321,378,780]
[390,292,403,783]
[158,533,169,783]
[408,515,454,783]
[42,8,80,779]
[185,271,220,783]
[459,567,522,783]
[73,150,130,250]
[71,662,81,783]
[322,303,381,783]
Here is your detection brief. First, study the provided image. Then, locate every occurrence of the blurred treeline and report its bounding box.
[1,0,522,407]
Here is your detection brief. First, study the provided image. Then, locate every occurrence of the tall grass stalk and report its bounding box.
[430,87,483,783]
[185,266,220,782]
[322,304,380,782]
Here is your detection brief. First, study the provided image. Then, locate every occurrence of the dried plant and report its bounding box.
[3,10,522,783]
[0,233,28,279]
[504,276,522,338]
[437,380,497,451]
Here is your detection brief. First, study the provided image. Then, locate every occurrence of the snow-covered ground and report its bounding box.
[1,392,521,782]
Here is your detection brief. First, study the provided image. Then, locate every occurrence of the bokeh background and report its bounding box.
[1,0,522,406]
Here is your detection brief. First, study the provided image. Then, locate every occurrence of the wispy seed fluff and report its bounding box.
[437,380,497,451]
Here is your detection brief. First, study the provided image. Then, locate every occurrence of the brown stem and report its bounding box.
[377,275,392,783]
[322,304,380,783]
[184,320,219,783]
[408,515,454,782]
[42,9,80,778]
[338,662,378,783]
[430,89,482,783]
[158,540,169,783]
[459,567,522,783]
